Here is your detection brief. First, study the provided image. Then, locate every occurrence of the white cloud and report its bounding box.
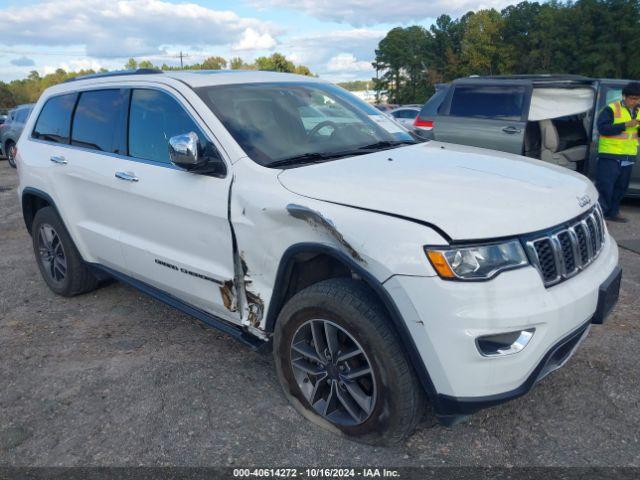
[278,29,382,80]
[0,0,280,58]
[326,53,372,72]
[43,58,106,75]
[252,0,515,25]
[232,28,277,51]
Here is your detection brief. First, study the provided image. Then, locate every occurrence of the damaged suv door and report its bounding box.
[114,88,239,322]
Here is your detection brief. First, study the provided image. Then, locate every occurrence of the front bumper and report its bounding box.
[384,234,620,416]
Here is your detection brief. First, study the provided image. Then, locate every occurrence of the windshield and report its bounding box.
[196,82,416,167]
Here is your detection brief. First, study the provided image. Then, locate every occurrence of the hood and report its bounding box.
[277,141,598,241]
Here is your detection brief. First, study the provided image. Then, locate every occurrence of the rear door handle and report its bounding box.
[115,171,139,182]
[50,155,67,165]
[502,126,522,134]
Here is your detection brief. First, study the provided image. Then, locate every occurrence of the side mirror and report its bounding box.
[169,132,205,170]
[168,132,226,176]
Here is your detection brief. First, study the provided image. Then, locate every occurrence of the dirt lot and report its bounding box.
[1,159,639,467]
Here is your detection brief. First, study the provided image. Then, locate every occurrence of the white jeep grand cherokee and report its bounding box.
[15,69,621,445]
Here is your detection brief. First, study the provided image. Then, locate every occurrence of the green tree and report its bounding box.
[254,53,296,72]
[230,57,251,69]
[461,9,507,75]
[0,82,15,109]
[124,58,138,70]
[201,56,227,70]
[137,60,155,69]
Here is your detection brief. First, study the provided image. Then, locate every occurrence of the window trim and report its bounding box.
[28,83,229,177]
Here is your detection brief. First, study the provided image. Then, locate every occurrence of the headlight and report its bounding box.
[425,240,529,281]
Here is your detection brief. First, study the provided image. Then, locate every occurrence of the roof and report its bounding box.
[455,74,595,86]
[60,68,325,89]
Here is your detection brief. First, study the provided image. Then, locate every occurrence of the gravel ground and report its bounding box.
[0,159,639,467]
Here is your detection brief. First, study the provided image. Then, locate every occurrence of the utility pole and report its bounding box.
[174,51,190,69]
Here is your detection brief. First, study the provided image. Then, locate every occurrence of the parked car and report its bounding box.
[388,105,421,128]
[413,83,450,136]
[16,69,620,445]
[414,75,640,197]
[1,103,34,167]
[373,103,398,113]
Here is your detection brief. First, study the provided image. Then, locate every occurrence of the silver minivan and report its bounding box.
[415,75,640,197]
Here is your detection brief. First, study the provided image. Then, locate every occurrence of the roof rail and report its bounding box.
[63,68,164,83]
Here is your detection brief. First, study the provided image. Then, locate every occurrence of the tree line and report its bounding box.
[374,0,640,104]
[0,53,313,108]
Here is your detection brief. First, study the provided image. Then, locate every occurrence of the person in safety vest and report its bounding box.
[595,81,640,223]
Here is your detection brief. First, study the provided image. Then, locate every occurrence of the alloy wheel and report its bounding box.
[290,319,377,426]
[37,224,67,284]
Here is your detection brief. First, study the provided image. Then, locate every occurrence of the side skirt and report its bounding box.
[90,263,267,351]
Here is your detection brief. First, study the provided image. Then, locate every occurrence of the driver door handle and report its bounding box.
[115,171,139,182]
[50,155,67,165]
[502,126,522,134]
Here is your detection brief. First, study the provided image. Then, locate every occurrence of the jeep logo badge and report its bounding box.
[577,195,591,208]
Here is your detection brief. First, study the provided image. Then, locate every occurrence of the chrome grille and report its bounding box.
[525,206,606,287]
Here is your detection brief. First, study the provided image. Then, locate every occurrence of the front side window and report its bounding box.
[128,89,207,164]
[71,89,127,153]
[32,93,78,144]
[449,85,526,120]
[197,82,415,167]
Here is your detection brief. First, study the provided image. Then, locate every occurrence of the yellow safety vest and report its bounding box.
[598,100,639,156]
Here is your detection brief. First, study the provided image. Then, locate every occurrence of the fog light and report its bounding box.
[476,329,535,357]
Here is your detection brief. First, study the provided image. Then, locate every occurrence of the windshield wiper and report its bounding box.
[356,140,416,151]
[268,140,417,168]
[268,151,359,168]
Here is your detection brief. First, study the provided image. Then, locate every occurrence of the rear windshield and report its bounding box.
[197,82,414,166]
[448,85,526,120]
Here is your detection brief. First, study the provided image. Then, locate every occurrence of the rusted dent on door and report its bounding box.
[286,204,366,263]
[219,280,237,312]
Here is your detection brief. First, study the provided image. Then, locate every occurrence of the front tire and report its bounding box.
[6,141,17,168]
[273,278,425,445]
[31,206,99,296]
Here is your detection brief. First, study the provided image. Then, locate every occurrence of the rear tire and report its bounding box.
[273,278,425,445]
[6,141,16,168]
[31,206,99,296]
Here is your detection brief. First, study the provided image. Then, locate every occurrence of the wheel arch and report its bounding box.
[264,242,440,406]
[21,187,60,235]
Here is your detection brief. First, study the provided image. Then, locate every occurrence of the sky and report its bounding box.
[0,0,515,83]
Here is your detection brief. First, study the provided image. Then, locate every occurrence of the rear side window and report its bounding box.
[449,85,526,120]
[71,89,127,153]
[128,89,206,164]
[419,87,449,118]
[392,109,417,119]
[32,93,78,144]
[15,108,29,123]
